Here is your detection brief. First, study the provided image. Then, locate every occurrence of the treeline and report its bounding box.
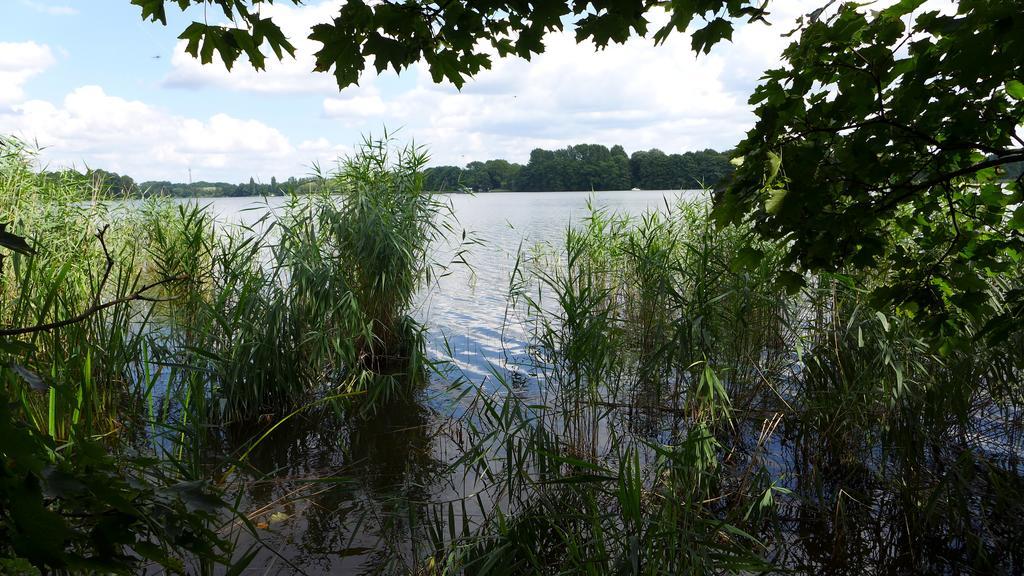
[42,144,737,198]
[138,175,318,197]
[40,168,317,198]
[423,144,734,192]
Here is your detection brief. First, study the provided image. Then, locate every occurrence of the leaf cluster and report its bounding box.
[717,1,1024,341]
[0,397,232,573]
[132,0,299,70]
[138,0,769,88]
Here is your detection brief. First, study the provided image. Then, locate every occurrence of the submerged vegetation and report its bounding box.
[0,134,459,573]
[2,123,1024,573]
[422,199,1024,574]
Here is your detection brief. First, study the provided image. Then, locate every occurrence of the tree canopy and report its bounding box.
[718,1,1024,341]
[131,0,767,88]
[134,0,1024,340]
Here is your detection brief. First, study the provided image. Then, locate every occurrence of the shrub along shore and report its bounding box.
[1,133,1022,574]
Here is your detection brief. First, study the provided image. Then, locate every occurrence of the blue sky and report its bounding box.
[0,0,821,182]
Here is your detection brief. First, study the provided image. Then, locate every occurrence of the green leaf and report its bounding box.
[881,0,927,18]
[731,246,764,272]
[765,187,787,215]
[766,151,782,184]
[875,311,890,332]
[1009,205,1024,230]
[691,18,733,54]
[1005,80,1024,101]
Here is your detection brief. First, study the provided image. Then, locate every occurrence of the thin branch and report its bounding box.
[93,224,114,309]
[877,152,1024,212]
[0,275,187,337]
[1,225,187,337]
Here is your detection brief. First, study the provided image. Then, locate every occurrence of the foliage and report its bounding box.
[63,145,731,197]
[324,135,451,366]
[718,1,1024,342]
[434,159,525,192]
[134,0,765,89]
[41,167,318,199]
[515,144,632,192]
[629,148,733,190]
[132,0,299,71]
[138,175,318,198]
[423,145,733,192]
[0,399,235,574]
[0,137,245,575]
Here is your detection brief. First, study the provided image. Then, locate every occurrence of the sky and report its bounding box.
[0,0,824,183]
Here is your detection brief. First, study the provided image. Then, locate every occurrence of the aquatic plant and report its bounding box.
[424,196,1024,574]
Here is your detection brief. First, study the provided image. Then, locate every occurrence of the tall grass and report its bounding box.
[138,135,459,421]
[0,136,259,575]
[425,195,1024,574]
[3,128,1022,574]
[0,135,156,439]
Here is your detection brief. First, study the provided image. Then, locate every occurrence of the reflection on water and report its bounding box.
[194,190,692,574]
[226,395,446,574]
[420,191,696,383]
[182,189,1024,574]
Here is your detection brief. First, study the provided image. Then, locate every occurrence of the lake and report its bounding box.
[194,190,696,574]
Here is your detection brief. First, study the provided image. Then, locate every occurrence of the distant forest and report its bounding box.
[47,143,735,198]
[55,144,1024,198]
[424,145,734,192]
[46,172,320,198]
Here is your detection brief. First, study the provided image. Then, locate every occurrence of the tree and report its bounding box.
[137,0,1024,337]
[629,148,733,189]
[423,165,465,192]
[482,159,521,190]
[716,1,1024,340]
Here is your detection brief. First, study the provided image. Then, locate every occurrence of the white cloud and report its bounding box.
[157,0,828,165]
[19,0,78,16]
[0,85,337,182]
[5,0,890,181]
[319,3,820,165]
[0,42,56,108]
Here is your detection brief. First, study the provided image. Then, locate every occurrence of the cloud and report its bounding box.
[4,0,868,181]
[319,3,822,165]
[158,0,827,166]
[0,42,57,108]
[0,85,339,182]
[19,0,78,16]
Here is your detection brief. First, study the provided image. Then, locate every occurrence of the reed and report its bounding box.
[3,129,1023,573]
[426,195,1024,574]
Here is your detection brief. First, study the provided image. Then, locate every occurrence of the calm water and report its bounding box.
[149,189,1023,574]
[194,190,696,574]
[199,190,696,385]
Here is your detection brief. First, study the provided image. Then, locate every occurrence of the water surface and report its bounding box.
[195,190,694,574]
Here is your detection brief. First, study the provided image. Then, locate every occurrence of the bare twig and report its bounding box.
[0,225,188,337]
[0,275,187,337]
